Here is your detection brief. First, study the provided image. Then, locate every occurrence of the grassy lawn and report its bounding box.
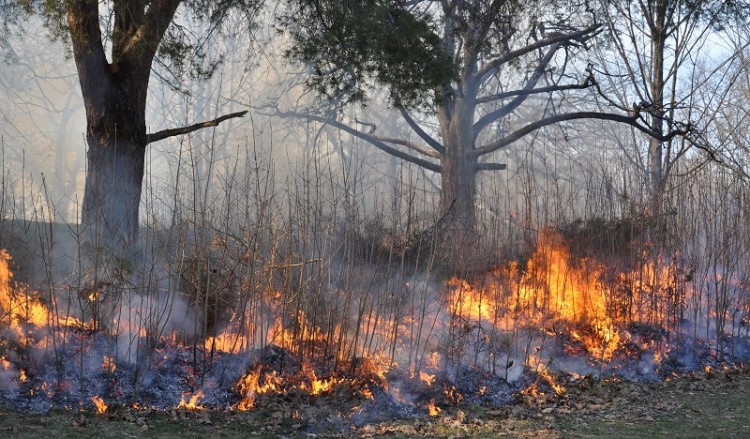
[557,370,750,438]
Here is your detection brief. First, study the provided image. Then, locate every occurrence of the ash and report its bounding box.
[1,320,749,432]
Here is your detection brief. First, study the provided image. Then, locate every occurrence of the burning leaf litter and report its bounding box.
[0,230,749,432]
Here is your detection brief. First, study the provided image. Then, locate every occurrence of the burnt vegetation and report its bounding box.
[1,0,750,436]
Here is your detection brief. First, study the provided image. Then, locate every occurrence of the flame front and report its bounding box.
[0,226,714,414]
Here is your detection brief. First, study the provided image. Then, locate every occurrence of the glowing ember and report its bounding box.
[361,386,374,400]
[102,356,116,374]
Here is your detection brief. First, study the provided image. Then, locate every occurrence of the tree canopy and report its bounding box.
[282,0,457,108]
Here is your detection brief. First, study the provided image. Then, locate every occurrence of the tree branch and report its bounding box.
[477,162,507,171]
[474,111,691,156]
[476,80,594,104]
[146,110,248,144]
[276,109,443,173]
[120,0,181,63]
[473,43,562,137]
[475,25,601,82]
[399,108,446,154]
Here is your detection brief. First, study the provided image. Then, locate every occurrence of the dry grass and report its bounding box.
[3,368,750,438]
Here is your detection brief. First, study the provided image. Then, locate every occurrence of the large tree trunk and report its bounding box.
[646,0,668,217]
[440,137,478,241]
[81,135,146,255]
[437,95,480,271]
[67,1,177,262]
[77,70,150,260]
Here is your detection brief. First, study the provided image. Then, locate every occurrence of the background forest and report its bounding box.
[0,0,749,422]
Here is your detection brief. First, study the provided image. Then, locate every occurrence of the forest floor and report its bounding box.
[1,366,749,438]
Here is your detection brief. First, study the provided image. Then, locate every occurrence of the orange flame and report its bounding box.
[90,396,108,414]
[523,355,566,396]
[419,371,436,386]
[447,231,630,362]
[178,390,205,410]
[234,366,283,410]
[427,399,441,416]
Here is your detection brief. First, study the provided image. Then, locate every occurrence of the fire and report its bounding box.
[523,355,566,396]
[205,332,249,354]
[443,385,463,403]
[425,352,442,369]
[0,250,90,333]
[178,390,205,410]
[427,399,441,416]
[358,353,394,383]
[302,362,341,395]
[516,232,622,360]
[447,277,495,322]
[0,250,50,328]
[0,229,705,415]
[90,396,108,414]
[361,386,374,400]
[234,366,283,410]
[419,371,436,386]
[446,231,635,362]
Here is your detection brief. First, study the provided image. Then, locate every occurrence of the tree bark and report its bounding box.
[646,0,669,216]
[81,135,146,255]
[73,56,151,257]
[437,89,480,270]
[439,140,479,268]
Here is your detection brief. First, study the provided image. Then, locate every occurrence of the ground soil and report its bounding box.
[2,366,749,438]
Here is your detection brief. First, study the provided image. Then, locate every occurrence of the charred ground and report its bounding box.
[1,366,749,438]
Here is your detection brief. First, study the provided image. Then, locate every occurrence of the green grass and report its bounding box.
[558,373,750,438]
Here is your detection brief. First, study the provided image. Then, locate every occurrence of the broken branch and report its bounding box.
[146,110,248,144]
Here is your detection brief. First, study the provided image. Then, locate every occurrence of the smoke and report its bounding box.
[0,358,19,394]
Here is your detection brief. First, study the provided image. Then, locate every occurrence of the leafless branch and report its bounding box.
[475,25,601,82]
[399,108,445,154]
[476,78,594,104]
[473,43,562,136]
[474,111,691,156]
[146,110,248,144]
[476,162,507,171]
[275,109,443,172]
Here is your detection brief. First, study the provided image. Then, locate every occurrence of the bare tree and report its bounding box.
[596,0,744,213]
[280,0,690,268]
